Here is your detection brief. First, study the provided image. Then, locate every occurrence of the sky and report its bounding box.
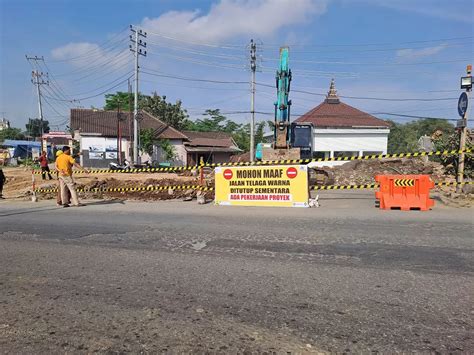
[0,0,473,131]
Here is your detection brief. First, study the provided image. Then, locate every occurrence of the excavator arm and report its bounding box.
[274,46,292,149]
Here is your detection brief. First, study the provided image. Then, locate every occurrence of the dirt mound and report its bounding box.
[322,158,449,186]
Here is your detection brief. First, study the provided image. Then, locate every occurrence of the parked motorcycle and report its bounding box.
[109,160,131,171]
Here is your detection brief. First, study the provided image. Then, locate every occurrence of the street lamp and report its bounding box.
[460,76,472,90]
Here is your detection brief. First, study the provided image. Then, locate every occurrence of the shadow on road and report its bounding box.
[83,199,126,206]
[0,199,125,217]
[0,206,61,218]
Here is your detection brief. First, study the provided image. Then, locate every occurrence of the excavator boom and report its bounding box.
[274,47,292,149]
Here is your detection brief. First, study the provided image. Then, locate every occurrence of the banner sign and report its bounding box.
[215,165,309,207]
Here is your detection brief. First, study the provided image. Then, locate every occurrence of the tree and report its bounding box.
[139,92,190,130]
[25,118,49,138]
[0,127,25,141]
[104,92,136,111]
[433,129,473,178]
[232,123,251,152]
[387,119,455,154]
[157,139,176,161]
[139,128,155,156]
[255,121,267,145]
[187,109,228,132]
[185,109,268,152]
[139,128,176,162]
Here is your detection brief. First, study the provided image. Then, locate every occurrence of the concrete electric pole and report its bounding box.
[457,64,472,192]
[249,39,257,162]
[26,55,49,151]
[129,25,147,165]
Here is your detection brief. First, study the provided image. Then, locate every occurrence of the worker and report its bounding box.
[0,149,10,166]
[54,150,70,206]
[38,151,53,180]
[56,146,88,207]
[0,168,5,199]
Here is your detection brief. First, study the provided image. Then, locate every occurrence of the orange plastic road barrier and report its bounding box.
[375,175,435,211]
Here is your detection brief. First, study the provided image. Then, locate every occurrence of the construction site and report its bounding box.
[1,0,474,353]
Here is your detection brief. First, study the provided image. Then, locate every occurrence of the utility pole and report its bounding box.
[249,39,257,162]
[457,64,472,192]
[116,99,122,165]
[129,25,147,165]
[26,55,49,152]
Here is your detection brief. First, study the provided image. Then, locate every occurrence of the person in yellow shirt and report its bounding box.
[56,146,88,207]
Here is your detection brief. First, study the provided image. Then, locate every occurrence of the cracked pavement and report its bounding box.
[0,192,473,353]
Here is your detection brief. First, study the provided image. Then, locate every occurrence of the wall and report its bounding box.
[152,139,187,165]
[309,128,389,168]
[79,136,129,168]
[213,152,233,164]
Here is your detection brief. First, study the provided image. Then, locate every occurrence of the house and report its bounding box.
[295,80,390,166]
[181,131,241,165]
[70,108,187,167]
[41,131,73,159]
[70,108,241,168]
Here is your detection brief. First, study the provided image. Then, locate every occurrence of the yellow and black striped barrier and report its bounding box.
[34,181,472,194]
[204,148,471,168]
[311,183,379,191]
[33,165,194,175]
[34,184,214,194]
[311,181,473,191]
[33,148,471,175]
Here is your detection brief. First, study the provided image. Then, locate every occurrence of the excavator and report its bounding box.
[256,47,301,161]
[256,46,331,185]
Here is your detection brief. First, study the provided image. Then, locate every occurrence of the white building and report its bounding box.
[0,118,10,131]
[295,80,390,167]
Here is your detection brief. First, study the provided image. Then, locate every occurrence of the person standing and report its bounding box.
[0,168,5,199]
[56,146,87,207]
[54,150,70,206]
[38,151,53,180]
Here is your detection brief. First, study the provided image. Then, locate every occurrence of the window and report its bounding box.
[334,151,358,158]
[313,151,331,159]
[291,125,312,147]
[363,151,383,156]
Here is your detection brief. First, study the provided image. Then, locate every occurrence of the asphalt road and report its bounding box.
[1,192,473,353]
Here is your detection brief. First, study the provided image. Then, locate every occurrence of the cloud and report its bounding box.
[353,0,473,23]
[140,0,328,43]
[396,43,448,60]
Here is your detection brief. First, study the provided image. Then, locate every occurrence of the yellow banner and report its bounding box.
[215,165,309,207]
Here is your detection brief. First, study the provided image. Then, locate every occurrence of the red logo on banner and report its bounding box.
[286,167,298,179]
[223,169,233,180]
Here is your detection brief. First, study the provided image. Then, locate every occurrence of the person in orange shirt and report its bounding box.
[56,146,88,207]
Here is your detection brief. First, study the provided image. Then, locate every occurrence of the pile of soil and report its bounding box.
[322,158,449,186]
[33,176,215,202]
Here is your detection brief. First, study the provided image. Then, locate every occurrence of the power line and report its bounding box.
[145,29,244,50]
[53,47,129,78]
[66,76,132,102]
[261,57,471,66]
[373,112,457,121]
[141,68,248,84]
[256,83,459,102]
[262,36,473,48]
[146,50,246,71]
[70,70,134,96]
[264,42,471,54]
[146,39,246,62]
[47,27,129,63]
[57,51,131,83]
[140,77,249,92]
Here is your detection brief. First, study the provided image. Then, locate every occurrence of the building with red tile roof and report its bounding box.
[295,80,390,165]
